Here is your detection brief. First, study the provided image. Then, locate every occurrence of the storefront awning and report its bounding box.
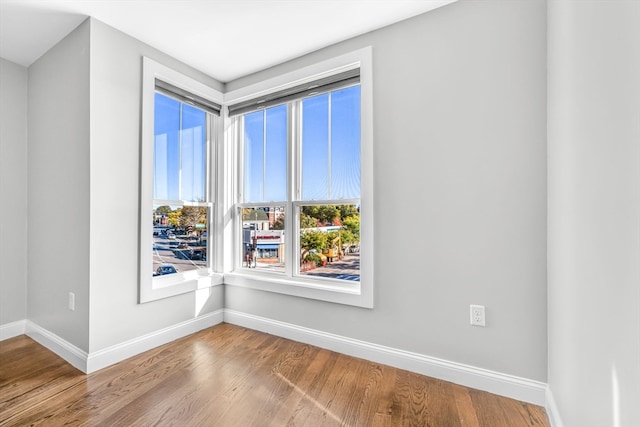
[257,244,280,249]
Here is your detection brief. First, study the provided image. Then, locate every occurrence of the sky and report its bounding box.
[153,85,361,205]
[243,85,361,203]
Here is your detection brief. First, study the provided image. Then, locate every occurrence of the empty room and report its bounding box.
[0,0,638,426]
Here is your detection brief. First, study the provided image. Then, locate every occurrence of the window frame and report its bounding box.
[223,47,374,308]
[140,57,224,303]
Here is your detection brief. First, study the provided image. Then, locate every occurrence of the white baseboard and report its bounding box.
[223,309,547,406]
[24,310,224,374]
[86,309,224,373]
[26,321,89,372]
[545,387,564,427]
[0,319,27,341]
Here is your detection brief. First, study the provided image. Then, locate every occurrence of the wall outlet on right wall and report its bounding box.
[470,304,485,327]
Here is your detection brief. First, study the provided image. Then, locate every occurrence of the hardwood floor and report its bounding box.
[0,323,550,426]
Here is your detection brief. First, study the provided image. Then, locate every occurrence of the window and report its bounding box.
[140,58,223,303]
[225,48,373,307]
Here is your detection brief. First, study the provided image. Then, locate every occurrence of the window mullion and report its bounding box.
[285,102,297,277]
[178,104,183,201]
[327,92,332,199]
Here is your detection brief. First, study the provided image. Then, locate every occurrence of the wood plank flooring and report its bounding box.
[0,323,550,426]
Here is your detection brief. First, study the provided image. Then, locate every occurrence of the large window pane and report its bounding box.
[301,86,360,201]
[298,204,360,282]
[243,106,287,203]
[243,111,264,203]
[301,94,329,200]
[264,106,287,201]
[241,206,286,273]
[152,204,209,277]
[154,93,180,200]
[180,104,207,202]
[330,86,360,199]
[154,93,207,202]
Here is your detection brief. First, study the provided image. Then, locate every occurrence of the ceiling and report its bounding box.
[0,0,456,82]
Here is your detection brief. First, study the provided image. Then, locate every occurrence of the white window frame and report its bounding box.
[223,47,374,308]
[140,57,224,303]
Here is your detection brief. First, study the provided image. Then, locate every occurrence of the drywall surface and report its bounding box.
[87,19,224,353]
[547,1,640,426]
[226,0,548,382]
[0,58,28,326]
[27,20,91,351]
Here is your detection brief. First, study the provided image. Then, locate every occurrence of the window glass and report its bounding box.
[302,94,329,200]
[152,93,211,280]
[241,206,286,273]
[301,85,361,201]
[152,204,209,277]
[154,93,180,200]
[180,104,207,202]
[330,86,361,199]
[298,204,360,281]
[243,105,287,203]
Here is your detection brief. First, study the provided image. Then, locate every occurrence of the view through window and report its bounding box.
[239,84,361,283]
[152,92,211,278]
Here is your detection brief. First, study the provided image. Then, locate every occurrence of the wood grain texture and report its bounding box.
[0,324,550,426]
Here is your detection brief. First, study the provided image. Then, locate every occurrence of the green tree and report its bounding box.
[180,206,207,229]
[272,215,285,230]
[301,205,339,225]
[300,212,318,229]
[156,205,173,215]
[167,209,181,227]
[299,230,327,261]
[342,215,360,243]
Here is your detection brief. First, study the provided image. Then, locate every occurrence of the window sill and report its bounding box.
[223,271,373,308]
[141,271,224,303]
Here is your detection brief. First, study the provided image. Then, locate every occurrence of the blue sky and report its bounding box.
[153,85,361,205]
[244,85,361,203]
[154,93,206,202]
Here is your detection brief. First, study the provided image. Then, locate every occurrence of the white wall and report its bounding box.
[87,19,224,353]
[226,0,548,382]
[27,20,91,350]
[0,58,28,327]
[547,1,640,426]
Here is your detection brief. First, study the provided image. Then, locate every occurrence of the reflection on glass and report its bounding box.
[298,204,360,282]
[301,85,360,201]
[244,105,287,203]
[154,93,207,202]
[241,206,286,273]
[152,204,209,277]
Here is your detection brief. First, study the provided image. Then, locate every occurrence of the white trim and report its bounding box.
[223,309,547,406]
[0,319,26,341]
[545,386,565,427]
[86,309,224,373]
[23,311,224,374]
[25,321,88,372]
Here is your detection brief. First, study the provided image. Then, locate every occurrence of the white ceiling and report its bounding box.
[0,0,455,82]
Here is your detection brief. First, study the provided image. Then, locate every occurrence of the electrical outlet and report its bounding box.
[68,292,75,311]
[470,304,485,327]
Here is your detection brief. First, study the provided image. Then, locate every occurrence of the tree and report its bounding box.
[155,205,173,215]
[272,215,285,230]
[300,212,318,229]
[167,210,181,227]
[299,230,327,261]
[342,215,360,243]
[180,206,207,230]
[301,205,339,226]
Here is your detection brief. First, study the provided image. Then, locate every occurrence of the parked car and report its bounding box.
[154,264,177,276]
